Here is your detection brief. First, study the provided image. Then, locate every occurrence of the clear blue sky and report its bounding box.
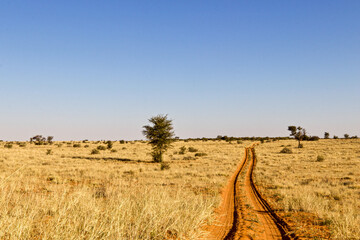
[1,0,359,140]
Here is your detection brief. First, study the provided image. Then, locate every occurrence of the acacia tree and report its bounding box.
[288,126,307,148]
[142,114,175,162]
[324,132,330,139]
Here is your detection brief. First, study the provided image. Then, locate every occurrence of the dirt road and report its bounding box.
[201,146,297,240]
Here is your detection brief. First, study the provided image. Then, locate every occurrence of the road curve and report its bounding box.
[200,145,297,240]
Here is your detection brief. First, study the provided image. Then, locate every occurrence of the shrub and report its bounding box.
[188,147,198,152]
[106,141,113,149]
[280,147,292,154]
[160,162,170,170]
[110,149,117,153]
[179,146,186,155]
[299,143,304,148]
[316,155,325,162]
[333,135,338,139]
[18,142,26,147]
[195,152,207,157]
[237,140,243,144]
[119,140,125,144]
[46,149,53,155]
[73,144,81,148]
[4,143,13,149]
[84,145,89,148]
[91,149,100,155]
[97,145,106,151]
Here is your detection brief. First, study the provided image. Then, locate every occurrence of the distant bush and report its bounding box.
[179,146,186,155]
[110,149,117,153]
[46,149,53,155]
[73,144,81,148]
[237,140,243,144]
[119,140,125,144]
[84,145,89,148]
[106,141,113,149]
[97,145,106,151]
[195,152,207,157]
[280,147,292,154]
[308,136,320,141]
[160,162,170,170]
[333,135,338,139]
[18,142,26,147]
[188,147,198,153]
[316,155,325,162]
[91,149,100,155]
[4,143,13,149]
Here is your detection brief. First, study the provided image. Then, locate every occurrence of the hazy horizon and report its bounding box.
[1,1,359,141]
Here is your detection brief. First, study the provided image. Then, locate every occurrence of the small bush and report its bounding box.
[97,145,106,151]
[106,141,113,149]
[179,146,186,155]
[110,149,117,153]
[119,140,125,144]
[237,140,243,144]
[280,147,292,154]
[299,143,304,148]
[195,152,207,157]
[18,142,26,147]
[46,149,53,155]
[4,143,13,149]
[316,155,325,162]
[160,162,170,170]
[91,149,100,155]
[188,147,198,152]
[73,144,81,148]
[84,145,89,148]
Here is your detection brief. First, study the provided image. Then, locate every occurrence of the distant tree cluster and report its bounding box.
[30,135,54,145]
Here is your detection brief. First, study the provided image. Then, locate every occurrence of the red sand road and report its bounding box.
[200,146,297,240]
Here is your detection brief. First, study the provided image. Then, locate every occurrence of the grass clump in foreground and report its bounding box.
[280,147,292,154]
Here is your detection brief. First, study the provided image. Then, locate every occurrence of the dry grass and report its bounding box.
[0,140,248,239]
[255,139,360,239]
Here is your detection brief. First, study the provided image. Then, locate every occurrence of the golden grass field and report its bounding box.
[255,139,360,239]
[0,139,359,239]
[0,140,249,239]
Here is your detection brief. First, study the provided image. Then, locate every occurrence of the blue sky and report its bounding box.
[1,1,359,140]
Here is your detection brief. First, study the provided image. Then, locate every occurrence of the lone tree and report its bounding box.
[288,126,307,148]
[142,114,175,162]
[324,132,330,139]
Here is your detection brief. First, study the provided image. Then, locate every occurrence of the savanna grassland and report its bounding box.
[0,139,250,239]
[255,139,360,239]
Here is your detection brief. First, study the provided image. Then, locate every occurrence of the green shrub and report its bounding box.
[195,152,207,157]
[119,140,125,144]
[316,155,325,162]
[84,145,89,148]
[91,149,100,155]
[97,145,106,151]
[280,147,292,154]
[111,149,117,153]
[4,143,13,149]
[106,141,113,149]
[188,147,198,152]
[160,162,170,170]
[179,146,186,155]
[73,144,81,148]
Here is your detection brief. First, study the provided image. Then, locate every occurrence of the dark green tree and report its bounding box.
[324,132,330,139]
[142,114,175,162]
[344,134,349,139]
[288,126,307,148]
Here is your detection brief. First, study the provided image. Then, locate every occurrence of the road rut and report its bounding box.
[201,146,297,240]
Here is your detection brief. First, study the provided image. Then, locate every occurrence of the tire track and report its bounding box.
[200,145,297,240]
